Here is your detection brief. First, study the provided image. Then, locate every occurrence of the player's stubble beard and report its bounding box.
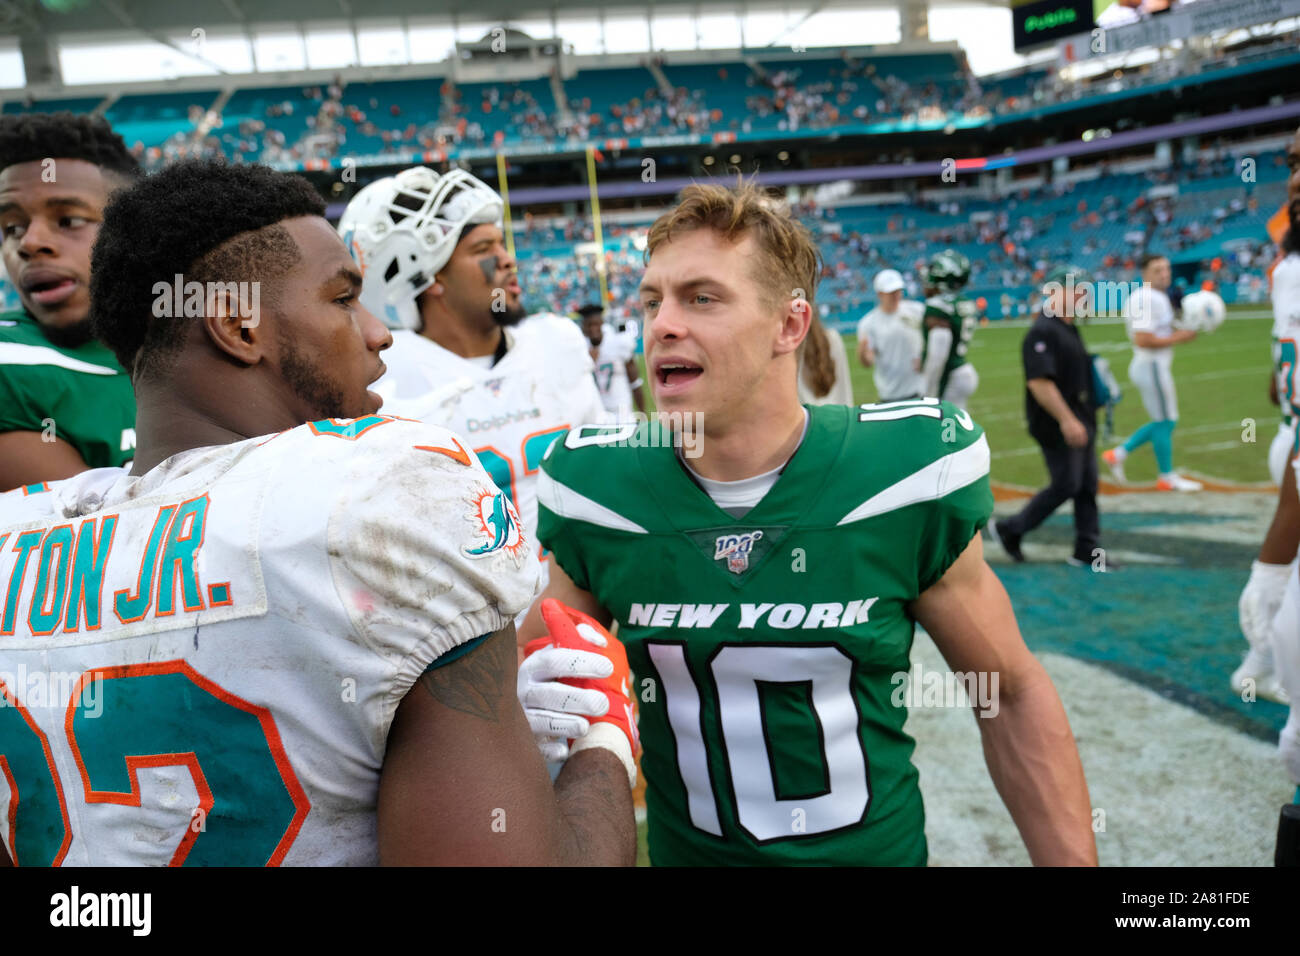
[478,253,526,328]
[491,299,527,328]
[276,324,348,421]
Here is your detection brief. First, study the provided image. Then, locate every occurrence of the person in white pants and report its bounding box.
[1101,254,1201,491]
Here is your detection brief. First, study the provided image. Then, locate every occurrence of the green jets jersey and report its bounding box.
[0,309,136,473]
[537,400,993,866]
[922,294,978,396]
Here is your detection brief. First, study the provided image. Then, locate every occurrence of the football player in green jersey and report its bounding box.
[920,248,980,409]
[521,183,1096,866]
[0,113,140,491]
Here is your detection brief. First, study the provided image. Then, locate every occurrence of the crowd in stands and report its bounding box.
[103,25,1298,173]
[509,146,1290,327]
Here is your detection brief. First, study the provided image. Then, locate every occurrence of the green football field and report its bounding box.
[846,308,1280,489]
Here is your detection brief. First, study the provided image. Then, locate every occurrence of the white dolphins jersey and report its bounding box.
[0,416,541,866]
[374,312,607,586]
[591,324,638,416]
[1125,285,1176,363]
[1272,254,1300,429]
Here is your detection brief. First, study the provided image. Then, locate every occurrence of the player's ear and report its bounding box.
[201,281,265,366]
[774,289,813,357]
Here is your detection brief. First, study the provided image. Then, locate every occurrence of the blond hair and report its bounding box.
[645,179,823,329]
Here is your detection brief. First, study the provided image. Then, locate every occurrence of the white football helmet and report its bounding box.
[337,167,505,330]
[1178,289,1226,334]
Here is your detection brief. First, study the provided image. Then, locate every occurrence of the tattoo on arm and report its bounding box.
[419,629,512,721]
[554,749,638,865]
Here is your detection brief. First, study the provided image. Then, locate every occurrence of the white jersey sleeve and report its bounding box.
[1126,286,1175,352]
[321,418,542,678]
[1273,254,1300,340]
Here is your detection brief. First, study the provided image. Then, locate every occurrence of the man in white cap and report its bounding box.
[856,268,926,402]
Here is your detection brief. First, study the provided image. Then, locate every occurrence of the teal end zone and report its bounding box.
[991,510,1288,740]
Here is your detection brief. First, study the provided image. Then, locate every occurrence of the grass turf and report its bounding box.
[847,308,1280,488]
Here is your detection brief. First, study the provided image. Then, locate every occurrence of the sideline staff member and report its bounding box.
[856,268,925,401]
[988,265,1112,570]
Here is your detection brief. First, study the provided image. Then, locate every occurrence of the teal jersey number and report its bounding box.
[1,661,309,866]
[473,426,568,508]
[0,683,71,865]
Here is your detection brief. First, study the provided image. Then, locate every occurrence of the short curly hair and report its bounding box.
[0,112,140,183]
[89,159,326,378]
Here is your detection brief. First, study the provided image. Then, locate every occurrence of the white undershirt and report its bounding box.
[463,353,496,369]
[681,409,810,517]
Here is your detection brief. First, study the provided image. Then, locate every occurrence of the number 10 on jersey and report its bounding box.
[646,642,869,843]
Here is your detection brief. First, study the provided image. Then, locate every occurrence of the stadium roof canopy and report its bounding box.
[0,0,1001,38]
[0,0,1014,50]
[4,1,629,35]
[0,0,1015,90]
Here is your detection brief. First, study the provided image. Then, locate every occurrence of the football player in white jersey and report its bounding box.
[0,160,635,867]
[1269,241,1300,486]
[1101,254,1202,491]
[579,303,646,418]
[1234,130,1300,708]
[338,168,607,600]
[856,268,926,402]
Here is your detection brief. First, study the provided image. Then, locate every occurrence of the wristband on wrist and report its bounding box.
[569,722,637,788]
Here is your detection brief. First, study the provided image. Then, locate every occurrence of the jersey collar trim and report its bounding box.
[642,404,848,532]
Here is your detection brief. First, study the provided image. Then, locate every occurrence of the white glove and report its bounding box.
[1239,560,1292,651]
[1272,567,1300,710]
[517,644,612,762]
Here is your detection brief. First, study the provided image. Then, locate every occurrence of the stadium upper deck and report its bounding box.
[5,37,1296,173]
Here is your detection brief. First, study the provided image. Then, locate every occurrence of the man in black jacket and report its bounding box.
[988,265,1114,570]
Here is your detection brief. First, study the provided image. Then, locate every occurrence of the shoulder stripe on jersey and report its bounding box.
[536,469,648,534]
[837,433,989,525]
[0,343,117,376]
[856,405,942,423]
[858,397,939,411]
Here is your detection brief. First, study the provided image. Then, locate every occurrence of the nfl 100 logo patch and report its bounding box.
[714,530,764,574]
